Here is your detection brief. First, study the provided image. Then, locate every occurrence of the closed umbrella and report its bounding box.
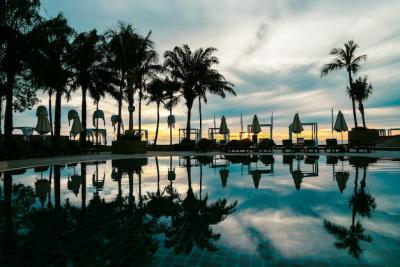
[219,115,229,141]
[167,114,175,128]
[291,113,304,141]
[251,170,262,189]
[219,169,229,188]
[251,115,261,134]
[335,171,349,193]
[68,110,83,139]
[111,115,124,133]
[334,110,348,144]
[35,105,52,136]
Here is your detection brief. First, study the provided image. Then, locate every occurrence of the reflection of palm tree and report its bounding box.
[164,157,237,254]
[146,157,178,217]
[323,162,376,259]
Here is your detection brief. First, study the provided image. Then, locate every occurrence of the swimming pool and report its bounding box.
[1,155,399,266]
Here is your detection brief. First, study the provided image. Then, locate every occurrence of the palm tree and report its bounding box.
[29,14,74,147]
[352,76,373,128]
[163,78,180,146]
[132,32,159,134]
[164,45,234,140]
[70,29,105,146]
[196,68,235,139]
[105,22,133,139]
[146,78,166,145]
[321,40,367,128]
[1,0,42,143]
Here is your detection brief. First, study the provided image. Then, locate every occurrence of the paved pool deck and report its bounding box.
[1,150,399,171]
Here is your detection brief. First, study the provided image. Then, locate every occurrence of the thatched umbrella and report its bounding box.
[219,115,229,141]
[111,114,124,134]
[251,170,262,189]
[292,170,303,190]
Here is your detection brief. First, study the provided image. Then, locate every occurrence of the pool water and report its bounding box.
[1,155,400,266]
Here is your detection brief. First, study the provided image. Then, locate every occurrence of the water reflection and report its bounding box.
[323,157,378,259]
[0,157,238,266]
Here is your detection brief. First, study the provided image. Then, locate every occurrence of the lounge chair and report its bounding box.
[282,139,294,152]
[303,140,319,153]
[255,138,275,152]
[325,138,348,153]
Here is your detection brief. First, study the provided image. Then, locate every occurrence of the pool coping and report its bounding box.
[1,150,399,172]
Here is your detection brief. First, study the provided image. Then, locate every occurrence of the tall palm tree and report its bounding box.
[196,68,235,139]
[0,0,42,143]
[105,22,133,139]
[70,29,105,146]
[163,78,180,145]
[164,45,234,140]
[352,76,373,128]
[29,14,74,147]
[131,32,159,134]
[321,40,367,128]
[146,78,166,145]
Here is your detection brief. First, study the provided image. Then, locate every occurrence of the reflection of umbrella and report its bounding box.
[335,171,350,193]
[251,170,262,189]
[334,110,348,144]
[68,110,83,138]
[219,115,229,134]
[35,179,51,206]
[292,170,303,190]
[219,169,229,188]
[68,175,82,196]
[35,105,52,135]
[251,115,261,134]
[291,113,304,134]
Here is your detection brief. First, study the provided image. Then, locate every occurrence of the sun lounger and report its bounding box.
[255,138,275,152]
[325,138,348,153]
[303,140,319,153]
[282,139,295,152]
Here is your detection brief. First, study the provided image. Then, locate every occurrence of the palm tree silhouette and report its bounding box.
[164,157,237,254]
[164,45,234,140]
[146,78,166,145]
[163,78,181,145]
[348,76,373,128]
[70,29,117,146]
[29,14,74,148]
[321,40,367,128]
[323,158,376,259]
[1,0,42,143]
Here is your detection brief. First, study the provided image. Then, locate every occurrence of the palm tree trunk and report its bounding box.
[54,165,61,209]
[54,90,62,148]
[48,92,53,137]
[169,108,173,146]
[128,92,134,131]
[186,103,193,140]
[128,171,134,203]
[360,102,366,128]
[4,71,15,143]
[139,88,142,133]
[154,102,160,145]
[186,157,192,189]
[80,87,87,146]
[198,98,202,140]
[81,162,86,209]
[156,157,160,195]
[352,167,359,228]
[347,70,358,128]
[117,77,123,139]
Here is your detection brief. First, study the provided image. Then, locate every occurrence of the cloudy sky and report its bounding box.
[13,0,400,143]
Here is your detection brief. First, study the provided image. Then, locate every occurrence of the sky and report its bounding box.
[11,0,400,143]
